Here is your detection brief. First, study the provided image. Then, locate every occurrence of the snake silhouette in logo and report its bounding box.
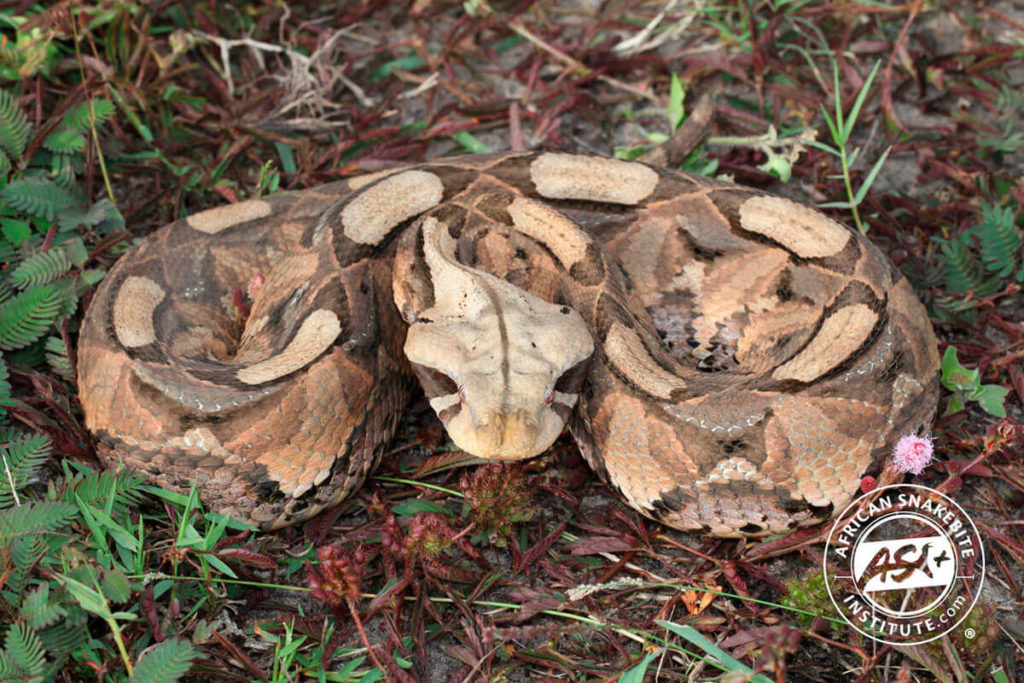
[856,541,936,589]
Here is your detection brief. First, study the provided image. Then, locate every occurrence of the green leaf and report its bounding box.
[1,217,32,244]
[20,584,67,630]
[101,569,132,603]
[390,499,452,517]
[57,461,145,512]
[843,61,882,141]
[0,501,77,538]
[0,284,64,351]
[274,142,296,175]
[0,354,11,415]
[3,622,46,678]
[0,432,52,507]
[370,54,426,80]
[44,336,72,381]
[976,203,1022,277]
[972,384,1008,418]
[619,647,662,683]
[0,178,78,222]
[63,237,89,267]
[940,347,980,392]
[10,248,71,289]
[853,145,891,206]
[42,128,86,155]
[668,73,685,130]
[758,151,792,182]
[129,638,197,683]
[818,103,841,147]
[451,130,491,154]
[0,89,31,161]
[55,571,108,617]
[655,620,773,682]
[803,138,840,156]
[938,234,1001,296]
[59,99,115,135]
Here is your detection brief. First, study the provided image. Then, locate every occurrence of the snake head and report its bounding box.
[402,217,594,460]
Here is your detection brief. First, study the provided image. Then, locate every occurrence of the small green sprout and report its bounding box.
[941,346,1009,418]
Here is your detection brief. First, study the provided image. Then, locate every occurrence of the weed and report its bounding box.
[805,61,891,234]
[460,464,534,547]
[940,346,1009,418]
[936,199,1024,298]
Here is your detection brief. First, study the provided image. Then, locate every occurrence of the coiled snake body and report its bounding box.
[77,152,940,536]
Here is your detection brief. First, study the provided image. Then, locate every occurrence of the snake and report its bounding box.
[76,151,940,536]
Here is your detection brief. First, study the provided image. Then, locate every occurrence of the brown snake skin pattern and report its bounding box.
[77,152,940,536]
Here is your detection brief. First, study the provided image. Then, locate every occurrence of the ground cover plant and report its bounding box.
[0,0,1021,680]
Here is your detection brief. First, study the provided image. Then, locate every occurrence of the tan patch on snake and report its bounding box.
[605,321,686,399]
[187,199,273,234]
[740,196,851,258]
[508,197,589,269]
[341,170,444,245]
[772,303,877,382]
[113,276,166,348]
[530,153,659,204]
[237,309,341,384]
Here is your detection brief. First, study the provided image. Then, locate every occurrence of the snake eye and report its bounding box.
[544,386,554,404]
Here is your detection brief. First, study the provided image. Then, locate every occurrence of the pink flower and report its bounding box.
[247,273,265,299]
[892,435,934,475]
[860,476,877,493]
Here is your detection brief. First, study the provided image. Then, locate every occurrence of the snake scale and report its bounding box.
[77,151,940,536]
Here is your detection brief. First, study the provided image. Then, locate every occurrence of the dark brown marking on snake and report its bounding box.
[568,243,606,287]
[410,362,458,399]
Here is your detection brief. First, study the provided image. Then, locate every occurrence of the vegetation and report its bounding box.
[0,1,1020,680]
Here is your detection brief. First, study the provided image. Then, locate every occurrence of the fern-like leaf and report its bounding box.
[10,249,71,289]
[58,466,145,512]
[35,609,89,659]
[939,236,1001,296]
[0,178,77,222]
[49,152,76,190]
[0,149,10,178]
[5,536,47,597]
[0,284,63,351]
[977,203,1023,277]
[44,336,72,381]
[0,433,52,508]
[20,585,67,630]
[0,354,10,416]
[2,622,46,679]
[129,638,197,683]
[0,90,30,162]
[42,128,85,155]
[59,99,115,135]
[0,651,21,680]
[0,501,78,539]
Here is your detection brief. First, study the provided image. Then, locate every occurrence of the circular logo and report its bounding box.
[823,484,984,646]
